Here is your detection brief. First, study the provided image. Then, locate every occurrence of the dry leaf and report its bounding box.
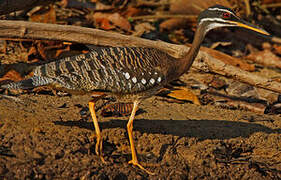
[95,17,115,30]
[246,49,281,69]
[0,70,23,82]
[94,2,113,11]
[37,42,47,60]
[93,12,131,31]
[27,46,37,58]
[166,87,201,105]
[273,44,281,56]
[55,45,71,58]
[122,6,142,17]
[133,23,155,36]
[160,18,192,31]
[29,6,56,24]
[107,13,131,31]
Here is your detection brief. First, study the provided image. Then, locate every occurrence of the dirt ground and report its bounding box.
[0,1,281,179]
[0,72,280,179]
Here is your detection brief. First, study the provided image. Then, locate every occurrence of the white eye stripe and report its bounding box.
[199,17,231,26]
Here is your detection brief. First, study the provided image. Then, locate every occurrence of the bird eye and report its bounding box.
[222,12,231,19]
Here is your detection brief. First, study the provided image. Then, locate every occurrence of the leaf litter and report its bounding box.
[0,0,280,179]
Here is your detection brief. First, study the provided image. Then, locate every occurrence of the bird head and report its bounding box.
[197,5,269,36]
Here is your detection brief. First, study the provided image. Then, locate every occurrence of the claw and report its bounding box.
[95,136,106,163]
[128,159,155,175]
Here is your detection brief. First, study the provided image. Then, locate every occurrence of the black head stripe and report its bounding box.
[198,5,239,24]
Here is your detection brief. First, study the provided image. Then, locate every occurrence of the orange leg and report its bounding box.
[127,100,155,175]
[89,94,106,163]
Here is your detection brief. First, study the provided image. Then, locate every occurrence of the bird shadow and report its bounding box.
[54,118,280,141]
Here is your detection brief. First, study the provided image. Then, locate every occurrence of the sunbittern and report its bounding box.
[2,5,269,174]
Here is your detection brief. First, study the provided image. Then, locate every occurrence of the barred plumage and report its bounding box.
[101,102,134,117]
[1,5,270,174]
[16,46,177,95]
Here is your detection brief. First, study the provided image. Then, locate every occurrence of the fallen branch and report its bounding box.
[193,47,281,94]
[0,20,280,94]
[0,20,185,58]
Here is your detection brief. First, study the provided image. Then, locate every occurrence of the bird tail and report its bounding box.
[1,76,54,90]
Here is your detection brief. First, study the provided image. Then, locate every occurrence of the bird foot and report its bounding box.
[128,160,155,175]
[94,145,108,164]
[95,142,108,164]
[90,134,107,164]
[98,154,107,164]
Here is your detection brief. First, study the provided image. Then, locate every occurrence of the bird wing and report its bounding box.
[33,46,171,93]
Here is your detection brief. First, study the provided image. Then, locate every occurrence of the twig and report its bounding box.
[243,0,251,17]
[193,46,281,94]
[0,20,185,58]
[271,36,281,44]
[0,20,280,94]
[0,37,34,41]
[261,3,281,8]
[0,94,22,102]
[136,0,169,7]
[129,14,197,21]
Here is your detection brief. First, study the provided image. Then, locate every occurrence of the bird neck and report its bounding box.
[177,25,205,76]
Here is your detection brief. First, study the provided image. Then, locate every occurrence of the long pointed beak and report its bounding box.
[229,20,270,36]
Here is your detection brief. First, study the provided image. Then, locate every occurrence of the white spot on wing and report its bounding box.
[157,77,161,82]
[124,72,130,79]
[141,78,146,84]
[137,83,142,89]
[150,78,155,84]
[132,77,137,83]
[128,82,132,89]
